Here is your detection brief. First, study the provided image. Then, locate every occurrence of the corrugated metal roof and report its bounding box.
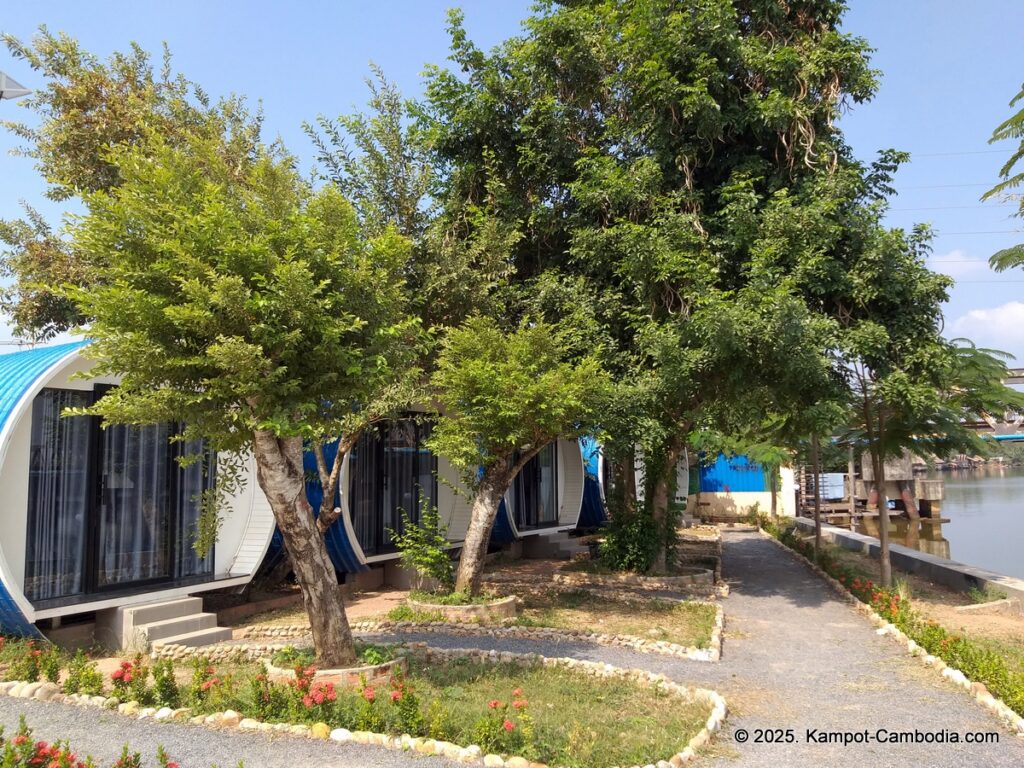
[0,340,88,637]
[0,341,90,434]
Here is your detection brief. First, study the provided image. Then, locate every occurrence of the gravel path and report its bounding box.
[2,531,1021,767]
[0,696,459,768]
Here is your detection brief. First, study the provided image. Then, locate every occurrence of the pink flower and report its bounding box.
[391,690,402,702]
[488,699,501,710]
[512,699,528,710]
[302,695,313,708]
[512,688,523,697]
[503,719,514,732]
[363,687,376,702]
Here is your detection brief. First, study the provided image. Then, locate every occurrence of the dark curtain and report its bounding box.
[97,424,173,587]
[350,419,437,556]
[513,442,559,530]
[174,439,215,579]
[25,389,91,601]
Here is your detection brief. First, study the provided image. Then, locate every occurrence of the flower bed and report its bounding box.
[0,640,728,766]
[0,717,181,768]
[761,522,1024,734]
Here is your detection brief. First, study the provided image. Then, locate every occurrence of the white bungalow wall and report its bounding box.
[0,351,274,622]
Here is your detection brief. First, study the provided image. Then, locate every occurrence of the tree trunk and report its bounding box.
[453,463,511,596]
[871,451,892,587]
[847,444,856,518]
[769,465,778,521]
[811,434,822,561]
[252,430,357,667]
[650,440,683,574]
[609,455,636,517]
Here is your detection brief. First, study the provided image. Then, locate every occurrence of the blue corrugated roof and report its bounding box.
[0,340,87,638]
[0,341,90,434]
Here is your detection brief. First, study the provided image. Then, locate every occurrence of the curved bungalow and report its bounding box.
[0,342,276,645]
[316,418,587,583]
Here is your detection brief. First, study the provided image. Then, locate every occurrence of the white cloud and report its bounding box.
[928,249,993,280]
[950,301,1024,361]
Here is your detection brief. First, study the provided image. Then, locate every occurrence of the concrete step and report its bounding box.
[124,597,204,626]
[152,626,233,649]
[138,613,218,643]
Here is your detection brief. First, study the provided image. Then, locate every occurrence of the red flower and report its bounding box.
[488,699,501,710]
[363,687,376,702]
[111,669,124,681]
[503,719,514,732]
[512,699,528,710]
[167,764,180,768]
[512,687,523,697]
[391,690,402,702]
[206,666,216,675]
[302,695,313,708]
[12,735,28,745]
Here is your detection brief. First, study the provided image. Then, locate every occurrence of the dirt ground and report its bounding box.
[826,542,1024,662]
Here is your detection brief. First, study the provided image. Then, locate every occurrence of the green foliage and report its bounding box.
[598,511,661,574]
[62,650,105,696]
[428,316,609,488]
[151,659,180,708]
[387,503,454,592]
[386,604,445,623]
[984,84,1024,271]
[408,590,497,606]
[38,646,61,684]
[968,585,1009,604]
[3,641,43,683]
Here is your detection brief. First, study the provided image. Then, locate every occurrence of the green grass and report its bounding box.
[407,658,708,767]
[408,589,501,605]
[271,642,399,669]
[968,585,1009,604]
[513,589,717,648]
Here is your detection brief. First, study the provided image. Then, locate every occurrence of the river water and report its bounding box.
[855,466,1024,580]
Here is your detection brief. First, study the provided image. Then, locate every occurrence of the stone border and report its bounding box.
[407,595,518,621]
[758,529,1024,738]
[197,599,725,663]
[264,655,406,689]
[552,567,714,591]
[0,644,729,768]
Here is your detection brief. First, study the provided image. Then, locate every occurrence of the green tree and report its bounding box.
[70,131,416,666]
[983,83,1024,270]
[421,0,879,569]
[427,316,609,595]
[0,28,259,340]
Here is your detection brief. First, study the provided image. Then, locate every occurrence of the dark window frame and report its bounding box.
[25,385,216,609]
[512,442,560,532]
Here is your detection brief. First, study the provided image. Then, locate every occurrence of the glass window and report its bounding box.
[25,389,92,601]
[512,442,559,530]
[174,439,216,579]
[349,419,437,556]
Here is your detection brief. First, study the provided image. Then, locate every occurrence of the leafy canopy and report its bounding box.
[70,130,417,454]
[427,316,609,487]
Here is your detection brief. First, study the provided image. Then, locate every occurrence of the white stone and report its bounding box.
[483,755,504,767]
[20,682,42,699]
[33,682,60,702]
[330,728,353,742]
[154,707,174,721]
[239,718,261,730]
[138,707,157,719]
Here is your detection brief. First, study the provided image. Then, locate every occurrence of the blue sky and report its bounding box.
[1,1,1022,360]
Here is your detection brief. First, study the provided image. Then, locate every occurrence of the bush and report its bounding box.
[4,641,44,682]
[598,511,660,573]
[63,650,105,696]
[388,503,454,592]
[152,659,180,707]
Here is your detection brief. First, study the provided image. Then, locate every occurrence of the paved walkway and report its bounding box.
[3,531,1022,767]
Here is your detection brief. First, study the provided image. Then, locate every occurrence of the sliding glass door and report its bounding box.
[24,390,92,602]
[24,387,215,605]
[512,442,559,531]
[349,419,437,556]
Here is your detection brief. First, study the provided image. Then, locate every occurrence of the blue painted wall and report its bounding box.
[698,453,768,493]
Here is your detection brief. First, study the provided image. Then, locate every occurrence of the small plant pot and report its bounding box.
[263,655,407,690]
[406,595,518,621]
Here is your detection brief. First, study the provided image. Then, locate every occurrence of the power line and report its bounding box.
[890,203,1017,211]
[912,149,1015,158]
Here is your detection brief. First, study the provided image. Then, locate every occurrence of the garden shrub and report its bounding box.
[599,510,660,573]
[63,649,105,696]
[4,641,43,683]
[388,503,454,592]
[152,659,180,707]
